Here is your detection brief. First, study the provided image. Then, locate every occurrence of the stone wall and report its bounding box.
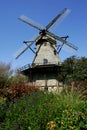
[35,79,63,93]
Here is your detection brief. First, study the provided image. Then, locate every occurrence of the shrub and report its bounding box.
[74,80,87,100]
[0,91,87,130]
[46,92,87,130]
[10,83,38,101]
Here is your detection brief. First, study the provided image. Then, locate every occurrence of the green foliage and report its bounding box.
[51,108,87,130]
[60,56,87,83]
[0,91,87,130]
[74,57,87,80]
[50,92,87,130]
[0,58,87,129]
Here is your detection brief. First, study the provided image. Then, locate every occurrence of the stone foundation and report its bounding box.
[30,79,63,93]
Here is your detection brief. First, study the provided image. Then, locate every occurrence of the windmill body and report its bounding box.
[20,36,62,92]
[33,36,61,66]
[15,8,78,92]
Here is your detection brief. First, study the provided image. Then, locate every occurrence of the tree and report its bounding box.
[74,57,87,80]
[59,56,87,84]
[0,62,13,87]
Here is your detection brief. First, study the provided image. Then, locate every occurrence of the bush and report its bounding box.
[0,91,87,130]
[0,69,39,102]
[47,92,87,130]
[74,80,87,100]
[7,83,38,102]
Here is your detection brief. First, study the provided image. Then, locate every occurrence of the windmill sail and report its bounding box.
[19,15,42,31]
[46,8,71,31]
[15,8,78,60]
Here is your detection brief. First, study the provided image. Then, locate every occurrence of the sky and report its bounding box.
[0,0,87,70]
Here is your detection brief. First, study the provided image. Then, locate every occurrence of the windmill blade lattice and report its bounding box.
[19,15,43,31]
[14,44,30,59]
[15,8,78,59]
[46,31,78,50]
[15,35,41,59]
[46,8,71,31]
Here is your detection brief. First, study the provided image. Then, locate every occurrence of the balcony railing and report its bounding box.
[18,62,62,71]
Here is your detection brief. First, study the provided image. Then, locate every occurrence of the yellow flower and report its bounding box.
[64,110,69,114]
[72,113,75,116]
[61,121,64,125]
[67,117,71,120]
[47,121,56,130]
[70,126,74,130]
[79,111,83,115]
[47,121,54,125]
[66,111,69,114]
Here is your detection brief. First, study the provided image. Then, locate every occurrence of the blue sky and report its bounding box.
[0,0,87,70]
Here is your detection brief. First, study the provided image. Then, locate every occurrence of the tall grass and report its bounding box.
[0,90,87,130]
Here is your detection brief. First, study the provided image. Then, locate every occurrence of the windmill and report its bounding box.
[15,8,78,92]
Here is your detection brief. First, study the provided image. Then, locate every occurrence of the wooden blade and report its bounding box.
[46,8,70,30]
[19,15,42,31]
[15,41,34,59]
[46,31,78,50]
[15,35,41,59]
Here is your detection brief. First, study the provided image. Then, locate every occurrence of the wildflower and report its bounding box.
[75,111,83,117]
[70,126,74,130]
[47,121,56,130]
[61,121,64,125]
[79,111,83,115]
[72,113,75,116]
[47,121,54,125]
[67,117,71,121]
[66,111,69,114]
[64,109,69,114]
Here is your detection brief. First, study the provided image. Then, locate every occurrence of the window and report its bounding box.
[54,49,57,55]
[43,59,48,65]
